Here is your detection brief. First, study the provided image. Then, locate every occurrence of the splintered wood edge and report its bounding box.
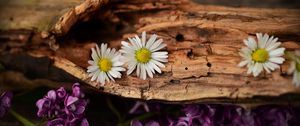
[52,0,108,36]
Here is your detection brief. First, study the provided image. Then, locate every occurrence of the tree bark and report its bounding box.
[1,0,300,104]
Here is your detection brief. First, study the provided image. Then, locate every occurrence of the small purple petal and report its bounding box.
[1,92,13,107]
[36,99,45,110]
[131,120,143,126]
[176,121,189,126]
[72,83,81,98]
[36,98,52,117]
[57,87,67,99]
[47,90,57,101]
[47,118,65,126]
[65,96,79,106]
[0,91,13,117]
[81,118,89,126]
[75,106,86,115]
[145,121,160,126]
[129,101,150,114]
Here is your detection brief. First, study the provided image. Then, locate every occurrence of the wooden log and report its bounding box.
[0,0,108,35]
[1,0,300,104]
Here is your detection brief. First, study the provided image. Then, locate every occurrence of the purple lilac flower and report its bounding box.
[213,105,254,126]
[129,101,162,116]
[0,91,13,117]
[129,101,150,114]
[36,83,89,126]
[131,120,160,126]
[170,104,215,126]
[129,103,299,126]
[252,105,291,126]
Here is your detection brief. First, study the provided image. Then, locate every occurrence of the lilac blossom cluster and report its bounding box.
[36,83,89,126]
[130,102,299,126]
[0,91,13,117]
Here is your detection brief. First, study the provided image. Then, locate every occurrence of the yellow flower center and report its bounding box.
[252,49,269,63]
[97,58,112,72]
[296,62,300,72]
[135,48,151,63]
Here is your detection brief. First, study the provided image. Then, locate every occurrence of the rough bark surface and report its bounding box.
[1,0,300,104]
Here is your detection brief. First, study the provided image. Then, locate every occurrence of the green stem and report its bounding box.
[118,112,158,126]
[106,97,122,122]
[9,109,37,126]
[0,63,4,71]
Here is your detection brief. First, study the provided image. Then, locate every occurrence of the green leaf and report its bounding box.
[9,109,37,126]
[0,63,4,71]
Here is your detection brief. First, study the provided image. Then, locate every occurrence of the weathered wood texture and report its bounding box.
[1,0,300,104]
[0,0,108,34]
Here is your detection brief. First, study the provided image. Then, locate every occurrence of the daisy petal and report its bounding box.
[265,62,280,71]
[244,37,257,50]
[238,60,248,67]
[127,62,137,75]
[262,63,271,73]
[142,31,146,47]
[146,34,157,49]
[145,65,153,78]
[265,36,274,47]
[266,42,281,51]
[269,57,285,64]
[91,48,99,61]
[269,48,285,57]
[136,63,141,77]
[149,39,163,51]
[113,61,124,67]
[91,71,100,81]
[134,35,142,48]
[252,63,263,77]
[109,70,121,78]
[101,43,107,57]
[152,43,167,52]
[107,73,115,82]
[151,59,165,68]
[121,31,168,79]
[88,60,95,65]
[112,67,126,72]
[87,65,99,72]
[140,64,147,80]
[258,33,269,48]
[149,61,161,73]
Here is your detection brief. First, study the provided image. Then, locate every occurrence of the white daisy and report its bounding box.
[120,31,168,80]
[288,50,300,87]
[238,33,285,77]
[87,43,125,85]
